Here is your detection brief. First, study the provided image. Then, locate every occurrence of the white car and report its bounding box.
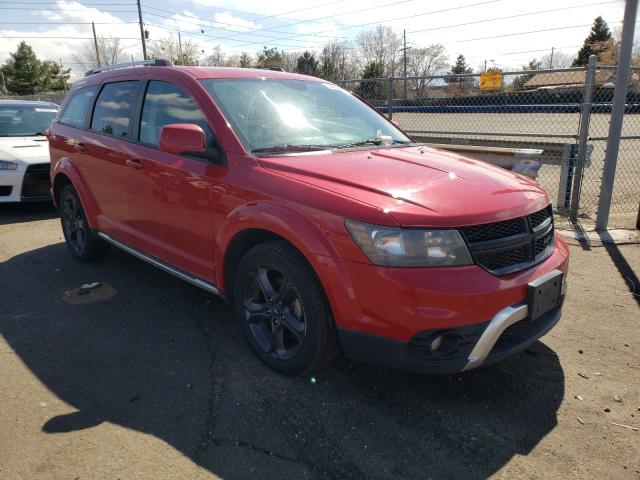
[0,100,59,202]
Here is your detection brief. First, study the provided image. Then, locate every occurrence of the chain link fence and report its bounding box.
[338,64,640,229]
[0,92,66,105]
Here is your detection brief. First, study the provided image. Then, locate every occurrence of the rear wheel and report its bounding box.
[233,240,339,376]
[59,184,110,262]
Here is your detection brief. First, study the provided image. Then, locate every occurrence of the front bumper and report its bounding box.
[339,274,566,374]
[0,162,51,202]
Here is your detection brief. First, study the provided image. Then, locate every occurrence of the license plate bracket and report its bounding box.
[527,270,563,320]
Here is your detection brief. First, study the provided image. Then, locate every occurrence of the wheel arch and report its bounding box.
[51,158,100,229]
[216,201,357,329]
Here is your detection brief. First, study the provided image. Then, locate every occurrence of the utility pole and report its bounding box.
[549,46,555,69]
[595,0,639,230]
[137,0,147,60]
[178,31,184,65]
[60,57,67,91]
[91,22,101,68]
[403,29,407,100]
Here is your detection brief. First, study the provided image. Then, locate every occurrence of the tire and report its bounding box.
[59,184,110,262]
[233,240,339,376]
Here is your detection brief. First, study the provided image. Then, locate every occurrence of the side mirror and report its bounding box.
[159,124,206,155]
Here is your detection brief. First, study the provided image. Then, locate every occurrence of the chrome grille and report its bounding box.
[461,205,554,276]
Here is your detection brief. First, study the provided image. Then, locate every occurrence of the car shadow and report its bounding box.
[0,242,565,480]
[0,202,57,225]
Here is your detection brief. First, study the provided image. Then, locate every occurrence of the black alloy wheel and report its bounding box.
[59,184,110,261]
[61,191,87,256]
[243,265,307,360]
[233,241,340,376]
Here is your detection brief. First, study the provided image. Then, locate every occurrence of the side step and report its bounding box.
[97,232,225,299]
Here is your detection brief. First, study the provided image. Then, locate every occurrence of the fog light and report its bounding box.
[430,335,443,351]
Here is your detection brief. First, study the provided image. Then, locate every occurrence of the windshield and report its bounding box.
[200,78,411,154]
[0,106,58,136]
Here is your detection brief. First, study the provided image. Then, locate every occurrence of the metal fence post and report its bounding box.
[570,54,597,220]
[596,0,639,230]
[387,77,394,121]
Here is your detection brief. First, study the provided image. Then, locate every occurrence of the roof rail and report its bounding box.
[258,67,285,72]
[85,59,172,77]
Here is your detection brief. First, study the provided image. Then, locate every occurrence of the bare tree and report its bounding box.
[356,25,401,76]
[71,36,126,70]
[539,50,572,69]
[148,35,201,66]
[223,53,241,67]
[281,51,299,72]
[319,39,357,81]
[205,45,225,66]
[406,44,448,97]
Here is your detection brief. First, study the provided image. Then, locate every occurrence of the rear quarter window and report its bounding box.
[91,81,140,138]
[59,85,99,128]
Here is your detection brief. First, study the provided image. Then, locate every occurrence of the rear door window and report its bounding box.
[59,85,99,128]
[91,81,139,138]
[139,80,213,147]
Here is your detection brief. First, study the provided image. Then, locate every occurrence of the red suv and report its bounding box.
[48,60,569,376]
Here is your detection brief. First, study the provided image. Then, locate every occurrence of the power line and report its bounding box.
[0,21,139,24]
[0,7,137,11]
[450,23,611,44]
[142,0,503,48]
[142,17,330,47]
[144,0,348,24]
[292,0,503,39]
[407,0,622,34]
[465,45,582,63]
[0,1,133,4]
[141,8,343,42]
[2,36,141,39]
[144,22,333,50]
[233,0,575,49]
[221,0,426,44]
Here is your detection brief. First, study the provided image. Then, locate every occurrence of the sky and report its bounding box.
[0,0,630,78]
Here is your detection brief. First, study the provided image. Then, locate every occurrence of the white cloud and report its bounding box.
[213,12,262,32]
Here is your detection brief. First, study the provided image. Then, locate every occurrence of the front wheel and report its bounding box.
[233,241,339,376]
[59,184,110,262]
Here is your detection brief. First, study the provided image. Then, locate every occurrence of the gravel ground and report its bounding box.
[0,203,639,480]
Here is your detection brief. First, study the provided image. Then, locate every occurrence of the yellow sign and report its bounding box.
[480,72,503,91]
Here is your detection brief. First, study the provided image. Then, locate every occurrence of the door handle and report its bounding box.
[126,159,144,169]
[73,142,85,152]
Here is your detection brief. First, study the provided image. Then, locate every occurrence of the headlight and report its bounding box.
[0,161,18,170]
[345,220,473,267]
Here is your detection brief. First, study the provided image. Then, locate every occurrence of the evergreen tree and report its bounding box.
[295,51,318,76]
[0,42,70,94]
[512,59,542,91]
[239,52,252,68]
[445,55,473,85]
[41,61,71,91]
[255,47,284,69]
[1,42,45,95]
[572,16,612,66]
[355,61,386,100]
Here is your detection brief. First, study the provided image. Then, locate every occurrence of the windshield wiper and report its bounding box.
[333,139,411,150]
[251,144,330,155]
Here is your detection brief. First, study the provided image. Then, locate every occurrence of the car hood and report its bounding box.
[0,136,50,163]
[257,145,550,227]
